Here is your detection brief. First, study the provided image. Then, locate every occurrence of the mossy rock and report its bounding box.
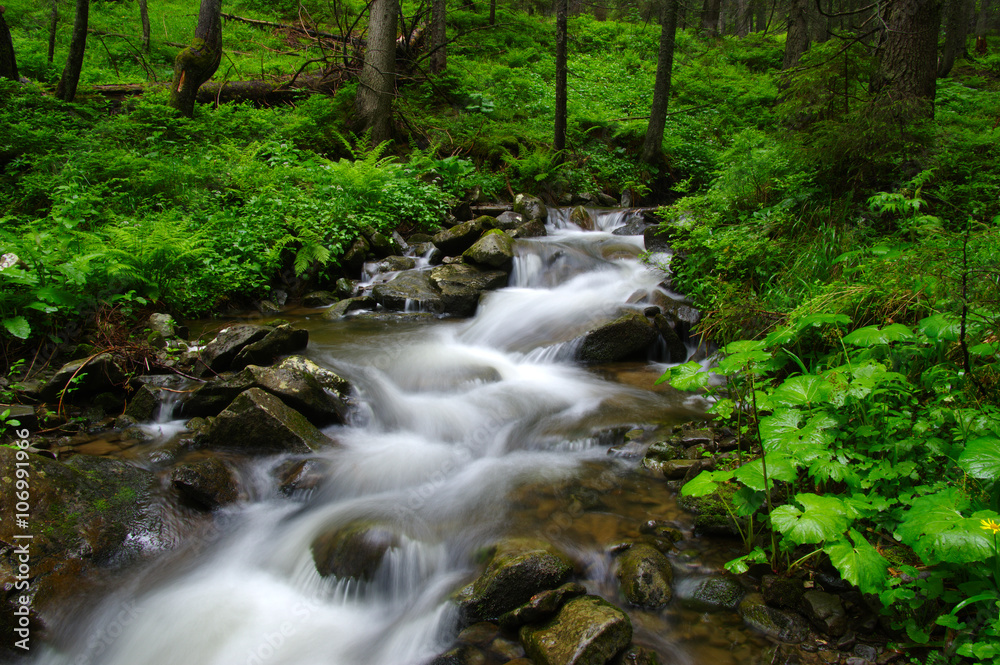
[462,229,515,269]
[433,217,496,256]
[198,387,334,454]
[519,595,632,665]
[679,576,745,612]
[170,457,239,510]
[614,543,673,609]
[738,593,810,644]
[311,521,401,581]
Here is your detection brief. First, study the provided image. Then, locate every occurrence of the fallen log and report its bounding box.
[220,12,365,48]
[86,71,344,105]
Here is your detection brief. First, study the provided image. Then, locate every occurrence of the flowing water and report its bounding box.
[34,209,770,665]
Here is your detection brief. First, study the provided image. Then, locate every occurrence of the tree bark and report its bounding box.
[356,0,397,144]
[554,0,567,153]
[169,0,222,117]
[735,0,752,35]
[701,0,722,35]
[975,0,992,36]
[0,7,18,81]
[490,0,496,24]
[138,0,150,53]
[872,0,943,119]
[430,0,446,73]
[55,0,89,102]
[641,0,679,164]
[783,0,810,68]
[938,0,970,76]
[48,0,59,63]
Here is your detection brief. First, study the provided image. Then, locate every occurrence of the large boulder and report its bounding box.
[372,271,446,314]
[197,324,272,374]
[342,237,370,274]
[170,457,239,510]
[311,521,401,581]
[569,206,595,231]
[455,538,574,624]
[614,543,673,609]
[643,226,670,253]
[230,324,309,371]
[198,387,334,454]
[430,263,509,316]
[495,211,524,230]
[513,194,548,224]
[738,593,811,643]
[321,296,377,320]
[519,595,632,665]
[498,582,587,629]
[275,355,351,398]
[679,576,745,612]
[39,353,127,402]
[463,229,515,269]
[800,590,848,637]
[578,312,658,364]
[183,364,347,425]
[511,219,547,239]
[433,217,496,256]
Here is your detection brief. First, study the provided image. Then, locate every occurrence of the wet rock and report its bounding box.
[489,636,524,661]
[614,543,673,609]
[275,457,331,496]
[40,353,128,402]
[257,299,281,316]
[578,312,658,364]
[343,237,370,274]
[377,256,417,272]
[498,582,587,629]
[231,324,309,371]
[662,458,710,480]
[513,194,548,224]
[197,324,272,374]
[302,291,338,308]
[738,593,811,643]
[642,226,670,253]
[311,521,400,581]
[680,576,745,612]
[334,278,355,300]
[801,590,847,637]
[519,595,631,665]
[678,491,744,538]
[362,226,402,258]
[511,219,547,238]
[569,206,596,231]
[638,521,682,545]
[495,211,524,230]
[434,217,496,256]
[854,644,878,661]
[1,404,37,430]
[463,229,515,269]
[761,575,805,612]
[170,457,239,510]
[428,263,510,316]
[612,644,660,665]
[199,388,333,454]
[321,296,377,320]
[429,644,487,665]
[183,365,347,425]
[275,355,351,397]
[458,622,500,645]
[372,271,445,314]
[124,384,162,421]
[455,538,574,624]
[611,216,651,237]
[639,440,682,475]
[149,313,187,340]
[652,314,687,363]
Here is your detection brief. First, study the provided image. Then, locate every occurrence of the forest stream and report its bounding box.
[30,209,780,665]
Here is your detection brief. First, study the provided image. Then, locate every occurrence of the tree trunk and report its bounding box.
[48,0,59,63]
[641,0,679,164]
[430,0,446,73]
[489,0,496,24]
[872,0,942,119]
[554,0,567,152]
[169,0,222,117]
[754,0,767,30]
[975,0,992,36]
[701,0,722,35]
[735,0,752,35]
[782,0,810,68]
[0,7,18,81]
[55,0,89,102]
[938,0,970,76]
[356,0,397,144]
[139,0,150,53]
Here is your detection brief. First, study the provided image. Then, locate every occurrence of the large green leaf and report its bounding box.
[768,375,831,407]
[896,489,995,564]
[959,436,1000,481]
[2,316,30,340]
[759,409,802,448]
[655,361,710,391]
[771,493,852,545]
[918,313,962,342]
[825,529,889,595]
[680,468,734,497]
[733,452,798,491]
[843,323,917,347]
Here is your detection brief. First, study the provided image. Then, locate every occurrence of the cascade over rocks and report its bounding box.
[519,595,632,665]
[372,271,446,314]
[513,194,548,224]
[170,457,239,510]
[322,296,377,319]
[430,263,509,316]
[198,387,334,454]
[311,521,401,581]
[454,538,574,624]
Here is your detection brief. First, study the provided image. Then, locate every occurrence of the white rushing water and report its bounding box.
[35,209,703,665]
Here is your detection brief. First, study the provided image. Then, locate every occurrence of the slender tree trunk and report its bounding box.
[168,0,222,117]
[975,0,992,36]
[783,0,810,68]
[938,0,970,76]
[55,0,89,101]
[554,0,567,153]
[641,0,679,164]
[701,0,722,35]
[48,0,59,63]
[736,0,752,35]
[139,0,150,53]
[430,0,446,73]
[754,0,767,30]
[489,0,496,24]
[0,7,19,81]
[872,0,943,119]
[356,0,397,144]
